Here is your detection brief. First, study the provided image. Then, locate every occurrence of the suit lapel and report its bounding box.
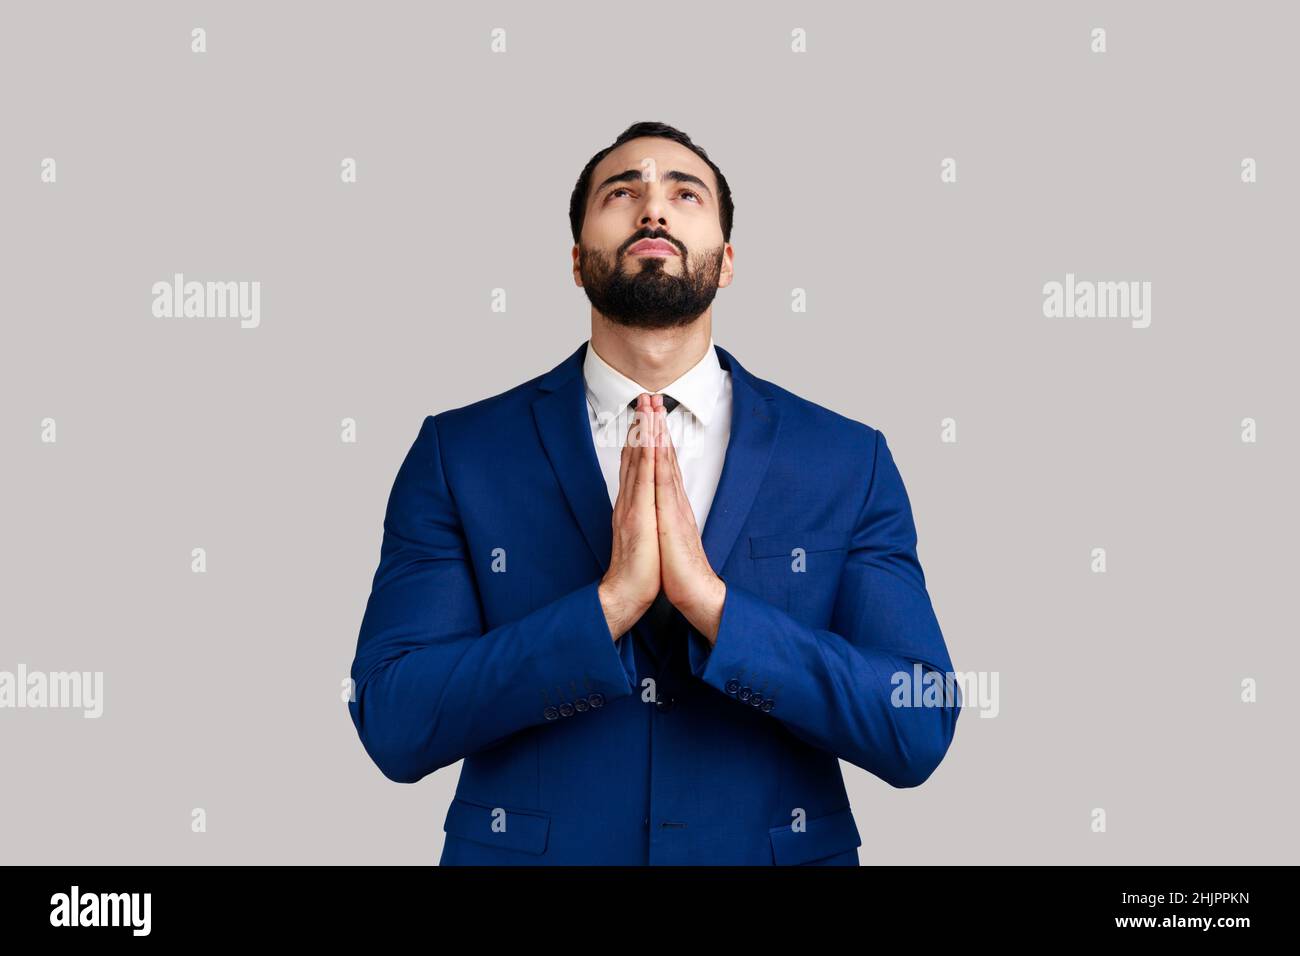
[533,342,614,575]
[701,344,781,576]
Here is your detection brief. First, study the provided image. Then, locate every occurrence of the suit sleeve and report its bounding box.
[348,414,638,784]
[686,428,960,788]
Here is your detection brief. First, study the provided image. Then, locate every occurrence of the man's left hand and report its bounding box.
[651,393,726,644]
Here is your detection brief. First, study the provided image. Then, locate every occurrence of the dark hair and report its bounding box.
[568,121,734,246]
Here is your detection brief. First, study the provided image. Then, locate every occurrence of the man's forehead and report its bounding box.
[597,139,710,183]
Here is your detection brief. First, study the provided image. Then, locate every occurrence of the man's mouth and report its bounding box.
[627,238,679,256]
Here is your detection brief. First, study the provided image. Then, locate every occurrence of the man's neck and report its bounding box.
[589,313,713,392]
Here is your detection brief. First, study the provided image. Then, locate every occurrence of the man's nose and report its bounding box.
[636,185,670,223]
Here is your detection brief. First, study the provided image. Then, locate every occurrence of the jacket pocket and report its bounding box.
[768,804,862,865]
[750,528,850,559]
[750,528,851,620]
[442,796,551,856]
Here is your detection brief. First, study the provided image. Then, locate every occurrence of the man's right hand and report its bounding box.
[598,391,662,641]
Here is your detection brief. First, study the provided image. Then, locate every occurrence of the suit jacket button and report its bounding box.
[738,686,752,701]
[725,679,741,695]
[749,694,764,707]
[543,706,560,720]
[574,696,589,713]
[588,693,605,709]
[761,699,774,712]
[559,702,575,717]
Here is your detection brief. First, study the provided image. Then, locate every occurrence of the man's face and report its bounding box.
[574,137,732,329]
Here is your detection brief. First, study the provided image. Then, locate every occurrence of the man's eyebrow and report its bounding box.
[592,168,713,200]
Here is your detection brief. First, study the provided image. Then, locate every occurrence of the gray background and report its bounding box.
[1,1,1295,864]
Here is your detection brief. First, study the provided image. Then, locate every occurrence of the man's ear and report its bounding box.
[716,243,735,289]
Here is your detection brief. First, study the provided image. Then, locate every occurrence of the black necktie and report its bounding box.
[625,394,689,706]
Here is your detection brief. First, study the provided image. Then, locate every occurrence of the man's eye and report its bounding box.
[607,187,700,202]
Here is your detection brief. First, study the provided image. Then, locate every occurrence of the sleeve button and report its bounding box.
[543,706,560,720]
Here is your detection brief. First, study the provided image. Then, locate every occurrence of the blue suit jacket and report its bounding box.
[347,340,959,865]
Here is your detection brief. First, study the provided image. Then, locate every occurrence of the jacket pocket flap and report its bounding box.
[769,804,862,865]
[750,528,850,559]
[443,796,550,856]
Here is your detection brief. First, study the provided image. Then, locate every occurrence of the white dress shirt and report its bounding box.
[582,336,733,534]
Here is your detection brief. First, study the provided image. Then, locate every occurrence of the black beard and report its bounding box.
[578,243,724,330]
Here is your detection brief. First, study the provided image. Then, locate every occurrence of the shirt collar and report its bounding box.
[583,335,726,428]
